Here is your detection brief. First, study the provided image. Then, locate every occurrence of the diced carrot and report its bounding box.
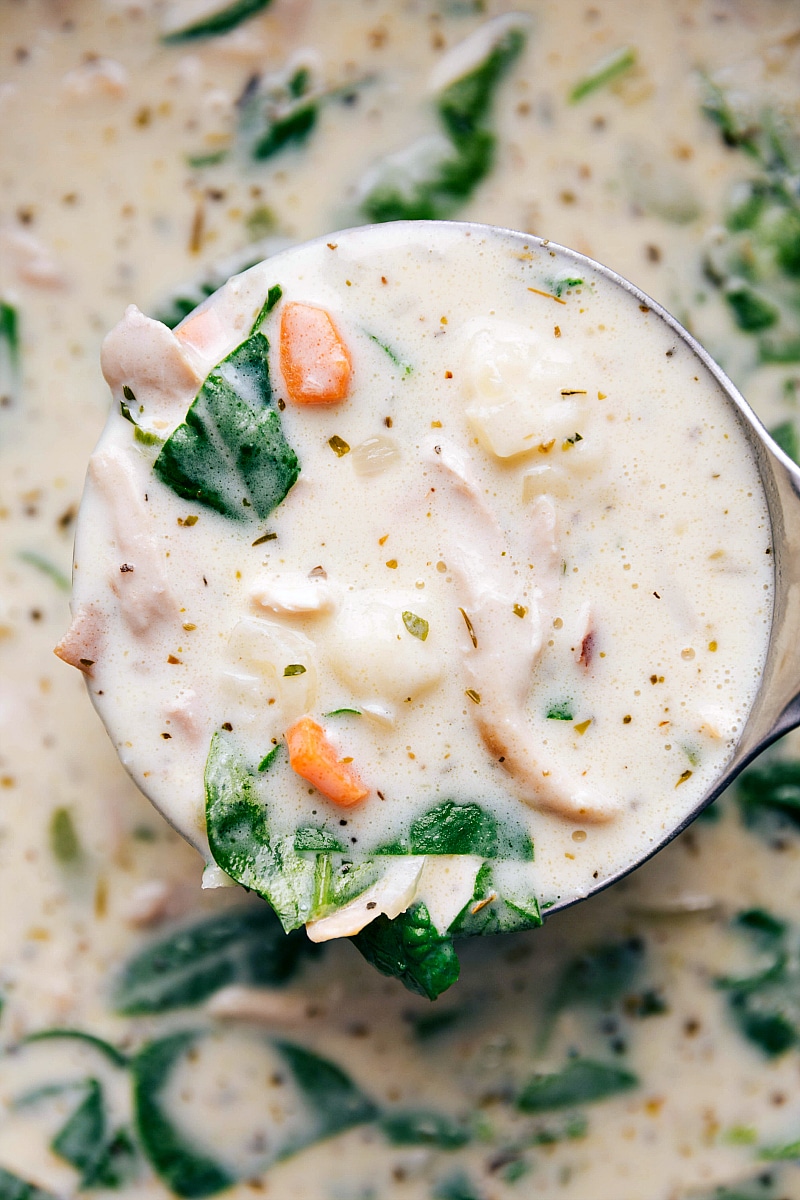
[285,715,368,808]
[280,302,352,405]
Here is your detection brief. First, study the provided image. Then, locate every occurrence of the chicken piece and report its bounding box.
[54,603,104,675]
[101,305,204,429]
[88,447,178,637]
[426,439,620,823]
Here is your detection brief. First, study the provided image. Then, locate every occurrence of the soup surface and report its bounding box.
[2,2,800,1198]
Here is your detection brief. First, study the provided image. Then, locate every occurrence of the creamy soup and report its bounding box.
[65,221,772,957]
[2,3,800,1199]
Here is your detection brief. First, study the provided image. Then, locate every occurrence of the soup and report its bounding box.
[2,3,800,1198]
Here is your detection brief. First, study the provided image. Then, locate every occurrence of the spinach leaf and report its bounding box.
[132,1033,234,1199]
[550,938,645,1014]
[274,1041,378,1143]
[451,864,542,938]
[725,285,779,332]
[0,1168,57,1200]
[735,759,800,830]
[112,905,316,1014]
[517,1058,638,1113]
[436,26,526,144]
[352,902,460,999]
[241,73,318,163]
[21,1029,129,1068]
[715,910,800,1056]
[380,1110,470,1149]
[293,826,345,852]
[769,420,799,463]
[51,1078,138,1189]
[433,1171,485,1200]
[205,732,317,931]
[0,300,20,408]
[407,799,533,860]
[154,315,298,522]
[361,20,525,223]
[162,0,273,43]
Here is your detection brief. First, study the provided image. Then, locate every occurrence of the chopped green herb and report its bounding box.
[328,435,350,457]
[186,150,229,169]
[162,0,273,43]
[324,707,362,717]
[154,320,299,522]
[402,610,429,641]
[112,905,316,1014]
[49,806,81,864]
[244,205,277,241]
[352,902,460,1000]
[546,701,573,721]
[283,663,307,677]
[367,332,412,376]
[250,284,283,335]
[257,744,281,772]
[252,531,278,546]
[517,1058,639,1113]
[18,550,70,593]
[134,425,162,447]
[568,46,636,104]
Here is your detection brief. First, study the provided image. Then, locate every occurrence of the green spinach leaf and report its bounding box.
[154,312,298,522]
[550,938,645,1014]
[274,1041,378,1143]
[0,300,20,408]
[735,759,800,831]
[380,1110,470,1149]
[0,1168,57,1200]
[162,0,273,43]
[769,420,799,462]
[361,20,525,223]
[715,909,800,1056]
[113,905,316,1014]
[351,902,460,1000]
[517,1058,638,1113]
[132,1033,234,1199]
[407,800,533,860]
[51,1078,138,1189]
[568,46,636,104]
[21,1029,129,1068]
[205,732,317,931]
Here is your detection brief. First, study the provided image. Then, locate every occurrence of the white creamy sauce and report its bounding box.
[2,3,800,1198]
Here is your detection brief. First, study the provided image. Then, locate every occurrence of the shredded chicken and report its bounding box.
[305,857,425,942]
[101,305,203,429]
[88,447,178,637]
[54,603,104,675]
[425,439,620,823]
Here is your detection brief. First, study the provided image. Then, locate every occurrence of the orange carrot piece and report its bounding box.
[280,302,352,405]
[285,715,368,808]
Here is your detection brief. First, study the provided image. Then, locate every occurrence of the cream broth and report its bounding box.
[69,222,772,939]
[2,2,800,1199]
